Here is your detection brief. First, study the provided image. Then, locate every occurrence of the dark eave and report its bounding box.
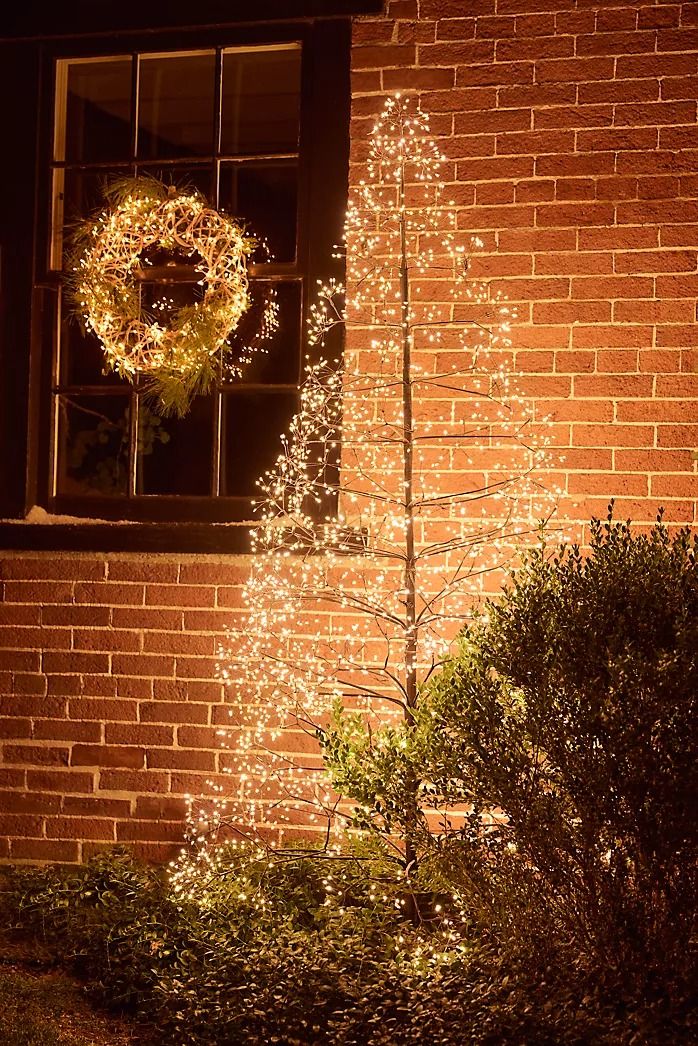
[1,1,386,42]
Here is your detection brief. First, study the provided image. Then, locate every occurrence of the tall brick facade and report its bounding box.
[2,0,697,862]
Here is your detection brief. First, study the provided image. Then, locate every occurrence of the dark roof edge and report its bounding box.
[1,1,386,43]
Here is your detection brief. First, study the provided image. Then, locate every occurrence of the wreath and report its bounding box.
[70,177,277,415]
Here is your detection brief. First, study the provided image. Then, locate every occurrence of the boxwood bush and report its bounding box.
[420,511,697,1026]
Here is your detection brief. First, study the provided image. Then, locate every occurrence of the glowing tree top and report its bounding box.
[174,96,556,880]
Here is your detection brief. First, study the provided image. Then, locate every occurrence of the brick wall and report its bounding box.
[0,556,241,863]
[2,0,697,862]
[353,0,698,530]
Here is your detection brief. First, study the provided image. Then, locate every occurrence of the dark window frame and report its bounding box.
[0,14,350,553]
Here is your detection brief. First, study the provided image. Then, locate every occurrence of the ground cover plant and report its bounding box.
[3,512,696,1045]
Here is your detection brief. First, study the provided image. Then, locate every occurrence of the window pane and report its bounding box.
[227,281,302,385]
[56,394,131,496]
[220,161,297,263]
[222,391,297,496]
[59,304,127,387]
[221,46,301,156]
[61,58,132,163]
[137,398,213,496]
[51,166,128,268]
[138,52,216,159]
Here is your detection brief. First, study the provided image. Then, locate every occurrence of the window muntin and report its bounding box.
[49,43,304,517]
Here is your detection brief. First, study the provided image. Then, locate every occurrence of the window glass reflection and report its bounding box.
[138,51,216,159]
[56,394,131,496]
[62,58,132,163]
[219,161,297,262]
[221,46,301,156]
[223,391,297,496]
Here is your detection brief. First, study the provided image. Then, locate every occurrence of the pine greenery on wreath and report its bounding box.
[69,176,278,416]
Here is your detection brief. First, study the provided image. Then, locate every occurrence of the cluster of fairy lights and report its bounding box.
[75,186,278,382]
[171,95,560,899]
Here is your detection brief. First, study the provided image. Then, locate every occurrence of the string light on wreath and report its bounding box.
[70,177,279,415]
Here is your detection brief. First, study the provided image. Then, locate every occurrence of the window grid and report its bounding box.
[49,44,304,514]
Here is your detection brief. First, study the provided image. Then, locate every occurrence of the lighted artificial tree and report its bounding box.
[178,96,555,879]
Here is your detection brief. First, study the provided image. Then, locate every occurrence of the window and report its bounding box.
[34,24,348,525]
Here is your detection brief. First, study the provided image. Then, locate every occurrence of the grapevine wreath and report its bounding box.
[71,177,277,415]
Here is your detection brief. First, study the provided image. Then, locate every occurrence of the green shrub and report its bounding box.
[5,837,694,1045]
[420,511,698,1017]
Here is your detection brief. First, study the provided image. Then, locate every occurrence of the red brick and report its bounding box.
[63,795,131,816]
[46,816,116,841]
[1,557,95,581]
[571,326,654,350]
[2,581,74,604]
[145,585,215,608]
[112,607,183,630]
[0,791,61,814]
[0,768,26,788]
[140,701,209,724]
[579,79,659,105]
[33,720,102,742]
[0,604,41,625]
[111,653,175,677]
[572,424,654,448]
[455,61,534,87]
[116,819,184,842]
[73,628,141,652]
[72,745,145,769]
[176,725,217,748]
[0,813,43,838]
[81,675,118,697]
[536,202,615,228]
[3,744,69,766]
[595,7,638,33]
[107,560,179,583]
[650,474,698,498]
[46,675,80,697]
[146,748,215,772]
[134,796,185,820]
[12,673,48,696]
[657,425,698,448]
[0,717,31,739]
[169,772,220,795]
[74,581,144,606]
[98,769,168,793]
[142,631,214,655]
[419,40,495,66]
[182,609,231,631]
[42,651,110,675]
[25,769,94,793]
[574,375,654,399]
[2,696,65,719]
[172,657,217,681]
[351,44,416,69]
[10,838,80,862]
[0,650,41,672]
[435,17,476,40]
[535,56,614,84]
[638,5,681,30]
[106,723,174,746]
[499,34,575,62]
